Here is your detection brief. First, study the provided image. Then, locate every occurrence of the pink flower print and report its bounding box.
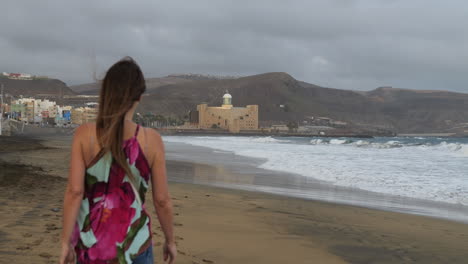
[123,139,139,165]
[86,169,136,261]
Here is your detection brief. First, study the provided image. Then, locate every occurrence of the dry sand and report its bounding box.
[1,135,467,264]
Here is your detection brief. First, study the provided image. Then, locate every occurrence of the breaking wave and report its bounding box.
[164,135,468,205]
[309,138,468,154]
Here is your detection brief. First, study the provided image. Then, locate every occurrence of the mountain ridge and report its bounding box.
[0,75,76,97]
[5,72,468,134]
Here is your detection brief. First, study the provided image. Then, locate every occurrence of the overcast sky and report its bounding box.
[1,0,467,92]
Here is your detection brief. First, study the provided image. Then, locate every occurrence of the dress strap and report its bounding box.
[143,126,148,155]
[88,123,95,163]
[89,124,94,150]
[134,124,140,137]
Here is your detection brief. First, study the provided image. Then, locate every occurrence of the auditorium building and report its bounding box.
[189,92,258,133]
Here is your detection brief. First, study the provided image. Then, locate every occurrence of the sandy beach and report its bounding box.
[1,135,468,264]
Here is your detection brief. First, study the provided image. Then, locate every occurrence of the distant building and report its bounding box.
[71,106,98,125]
[36,99,57,118]
[191,91,258,133]
[11,98,35,122]
[297,125,334,133]
[271,124,289,132]
[12,98,57,123]
[330,120,348,128]
[2,72,33,80]
[55,105,73,127]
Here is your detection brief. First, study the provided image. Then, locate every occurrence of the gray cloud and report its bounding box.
[1,0,467,92]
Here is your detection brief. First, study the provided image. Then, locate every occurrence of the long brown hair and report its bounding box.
[96,57,146,183]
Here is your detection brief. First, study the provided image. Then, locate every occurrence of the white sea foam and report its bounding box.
[249,136,290,143]
[354,140,370,147]
[163,136,468,205]
[310,139,326,145]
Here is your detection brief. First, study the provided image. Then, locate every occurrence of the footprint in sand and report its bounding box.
[45,223,59,231]
[16,246,31,250]
[39,253,52,259]
[27,238,44,247]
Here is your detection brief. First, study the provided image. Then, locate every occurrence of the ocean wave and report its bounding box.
[431,142,468,157]
[330,139,352,145]
[308,138,468,153]
[310,139,327,145]
[309,139,403,148]
[250,136,290,143]
[163,135,468,205]
[189,136,290,144]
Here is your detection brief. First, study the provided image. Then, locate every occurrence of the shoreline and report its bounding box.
[2,134,467,223]
[164,140,468,224]
[166,181,468,263]
[158,129,377,138]
[1,134,468,263]
[3,121,467,138]
[166,159,468,224]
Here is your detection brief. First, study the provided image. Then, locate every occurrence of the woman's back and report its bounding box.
[72,122,154,263]
[60,57,175,264]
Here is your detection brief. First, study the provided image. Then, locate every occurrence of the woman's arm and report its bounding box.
[61,125,86,248]
[148,128,176,263]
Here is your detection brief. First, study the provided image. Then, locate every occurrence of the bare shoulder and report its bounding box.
[143,127,165,162]
[73,122,95,142]
[74,123,90,137]
[143,127,164,154]
[84,122,96,130]
[143,127,163,144]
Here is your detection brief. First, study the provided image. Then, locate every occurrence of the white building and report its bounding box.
[2,72,33,80]
[12,98,57,122]
[36,99,57,118]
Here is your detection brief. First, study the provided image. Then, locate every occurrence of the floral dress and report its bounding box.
[71,125,152,263]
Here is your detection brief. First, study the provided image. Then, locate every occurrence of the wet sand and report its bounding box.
[1,135,468,263]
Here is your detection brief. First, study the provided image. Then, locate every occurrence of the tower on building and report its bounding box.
[222,90,232,106]
[194,90,258,133]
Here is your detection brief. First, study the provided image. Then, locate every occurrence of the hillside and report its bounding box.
[69,75,195,95]
[23,72,468,134]
[0,75,75,97]
[117,72,466,133]
[365,87,468,133]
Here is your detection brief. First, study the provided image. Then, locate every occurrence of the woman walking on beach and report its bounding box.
[59,57,176,264]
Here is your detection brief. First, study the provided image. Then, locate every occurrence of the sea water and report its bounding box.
[163,135,468,207]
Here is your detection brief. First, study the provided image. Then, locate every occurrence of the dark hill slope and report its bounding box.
[0,75,75,97]
[71,72,468,133]
[70,75,194,95]
[365,87,468,132]
[139,72,384,126]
